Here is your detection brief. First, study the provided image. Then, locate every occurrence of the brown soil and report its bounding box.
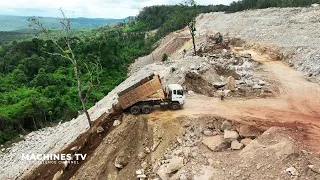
[21,111,123,180]
[150,49,320,153]
[20,45,320,179]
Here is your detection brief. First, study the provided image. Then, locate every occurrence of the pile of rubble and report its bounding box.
[181,51,276,98]
[196,6,320,82]
[146,116,320,180]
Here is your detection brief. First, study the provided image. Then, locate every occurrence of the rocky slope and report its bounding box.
[1,6,320,180]
[196,6,320,82]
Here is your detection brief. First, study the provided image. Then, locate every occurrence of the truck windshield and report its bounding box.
[177,90,184,95]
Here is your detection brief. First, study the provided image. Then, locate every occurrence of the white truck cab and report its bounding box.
[167,84,185,106]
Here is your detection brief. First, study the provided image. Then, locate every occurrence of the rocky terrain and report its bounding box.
[1,6,320,180]
[196,6,320,82]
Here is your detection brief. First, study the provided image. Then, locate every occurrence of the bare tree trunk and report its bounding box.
[43,111,47,124]
[32,116,37,130]
[81,99,91,127]
[192,35,196,56]
[19,123,27,134]
[29,11,99,128]
[73,61,92,127]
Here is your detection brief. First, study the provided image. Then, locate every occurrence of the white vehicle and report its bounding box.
[117,73,185,115]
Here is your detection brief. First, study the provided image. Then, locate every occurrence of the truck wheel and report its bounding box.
[130,106,140,115]
[170,103,181,110]
[142,105,152,114]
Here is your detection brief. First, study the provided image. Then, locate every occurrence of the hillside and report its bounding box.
[0,5,319,180]
[0,15,127,31]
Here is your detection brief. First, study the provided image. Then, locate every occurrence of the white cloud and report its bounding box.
[0,0,235,18]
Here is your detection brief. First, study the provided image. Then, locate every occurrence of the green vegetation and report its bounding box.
[162,53,169,61]
[1,0,319,144]
[0,20,151,143]
[0,15,128,32]
[137,4,222,41]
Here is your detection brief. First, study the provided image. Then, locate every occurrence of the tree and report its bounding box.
[187,0,197,56]
[177,0,197,55]
[29,9,102,127]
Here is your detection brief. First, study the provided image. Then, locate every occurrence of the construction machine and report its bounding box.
[117,73,185,115]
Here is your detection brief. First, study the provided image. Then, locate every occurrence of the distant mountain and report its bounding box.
[0,15,128,31]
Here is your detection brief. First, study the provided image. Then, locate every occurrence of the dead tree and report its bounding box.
[181,0,197,56]
[29,8,101,127]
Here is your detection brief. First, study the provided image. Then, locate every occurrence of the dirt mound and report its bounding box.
[149,115,320,180]
[182,52,278,98]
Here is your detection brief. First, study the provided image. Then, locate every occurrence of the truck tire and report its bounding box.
[130,106,140,115]
[170,103,181,110]
[142,105,152,114]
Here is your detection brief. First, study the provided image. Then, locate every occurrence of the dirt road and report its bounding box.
[20,49,320,180]
[149,50,320,152]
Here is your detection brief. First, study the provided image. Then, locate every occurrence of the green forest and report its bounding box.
[0,0,319,144]
[0,15,127,31]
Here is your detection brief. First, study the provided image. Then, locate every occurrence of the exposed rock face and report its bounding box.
[202,135,228,151]
[240,127,296,159]
[197,7,320,82]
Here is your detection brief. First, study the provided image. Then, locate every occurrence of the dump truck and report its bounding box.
[117,73,185,115]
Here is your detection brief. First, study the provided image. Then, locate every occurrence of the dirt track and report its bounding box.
[19,49,320,180]
[149,49,320,153]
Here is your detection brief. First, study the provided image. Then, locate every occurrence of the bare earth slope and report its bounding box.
[1,6,320,180]
[69,48,320,179]
[196,7,320,81]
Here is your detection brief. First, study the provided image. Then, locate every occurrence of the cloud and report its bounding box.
[0,0,235,18]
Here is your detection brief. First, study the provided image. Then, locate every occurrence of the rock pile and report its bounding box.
[150,117,264,179]
[196,7,320,82]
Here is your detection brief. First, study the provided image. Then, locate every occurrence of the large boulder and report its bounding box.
[224,130,239,142]
[202,135,228,151]
[239,125,262,138]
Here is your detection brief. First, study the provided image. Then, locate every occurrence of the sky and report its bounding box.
[0,0,235,19]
